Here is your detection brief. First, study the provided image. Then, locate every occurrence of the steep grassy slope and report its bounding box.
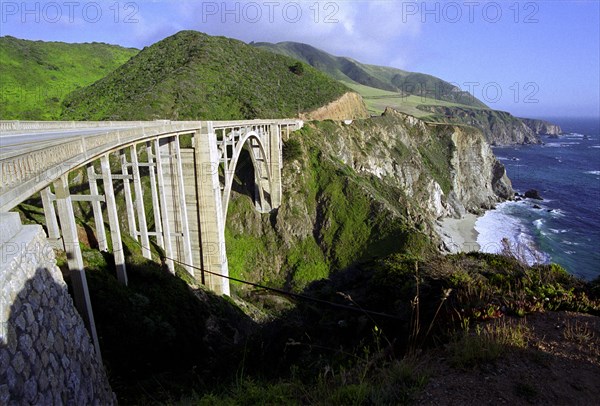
[343,81,477,117]
[253,41,488,109]
[0,36,138,119]
[61,31,349,120]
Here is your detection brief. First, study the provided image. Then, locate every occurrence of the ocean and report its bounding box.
[475,117,600,281]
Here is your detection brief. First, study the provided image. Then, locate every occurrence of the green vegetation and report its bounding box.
[342,81,481,117]
[254,40,544,145]
[448,319,529,368]
[61,31,349,120]
[0,36,137,119]
[416,125,455,194]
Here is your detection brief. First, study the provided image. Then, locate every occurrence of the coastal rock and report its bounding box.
[520,118,563,137]
[491,161,513,200]
[525,189,543,200]
[416,105,541,145]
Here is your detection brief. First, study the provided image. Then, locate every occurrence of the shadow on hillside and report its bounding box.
[238,262,430,380]
[73,250,257,404]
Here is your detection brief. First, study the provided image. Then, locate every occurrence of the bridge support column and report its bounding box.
[53,175,101,358]
[146,141,164,249]
[269,124,283,209]
[120,150,137,240]
[40,186,62,249]
[173,135,194,275]
[155,138,175,273]
[130,145,151,259]
[194,123,230,295]
[87,165,108,252]
[100,154,128,285]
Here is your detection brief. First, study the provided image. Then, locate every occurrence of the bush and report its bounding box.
[289,61,304,76]
[282,138,303,162]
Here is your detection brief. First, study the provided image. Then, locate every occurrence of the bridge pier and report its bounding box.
[52,175,101,358]
[40,186,62,249]
[130,145,151,259]
[87,165,108,252]
[269,124,283,209]
[120,150,138,241]
[100,154,128,285]
[155,138,175,273]
[195,123,230,295]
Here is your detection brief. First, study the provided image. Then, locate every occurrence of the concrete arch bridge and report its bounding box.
[0,119,303,354]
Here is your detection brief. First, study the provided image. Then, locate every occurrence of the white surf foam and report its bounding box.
[475,202,550,265]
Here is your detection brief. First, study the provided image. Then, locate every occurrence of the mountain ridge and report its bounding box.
[253,40,562,144]
[60,31,350,121]
[253,41,489,109]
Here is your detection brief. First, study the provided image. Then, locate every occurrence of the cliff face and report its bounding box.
[448,124,513,214]
[418,105,542,145]
[520,118,562,136]
[299,92,370,121]
[225,108,512,288]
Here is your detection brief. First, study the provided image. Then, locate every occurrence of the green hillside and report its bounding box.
[0,36,138,120]
[342,81,484,117]
[253,41,489,111]
[61,31,349,120]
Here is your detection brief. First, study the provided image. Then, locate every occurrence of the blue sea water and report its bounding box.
[475,117,600,281]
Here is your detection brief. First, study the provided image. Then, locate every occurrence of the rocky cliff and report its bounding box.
[520,118,562,136]
[225,108,512,289]
[299,92,370,121]
[418,105,542,145]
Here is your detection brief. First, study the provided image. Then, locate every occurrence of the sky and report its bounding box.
[1,0,599,118]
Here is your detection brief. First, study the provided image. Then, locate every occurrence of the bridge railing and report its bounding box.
[0,120,176,132]
[0,119,303,133]
[0,122,207,212]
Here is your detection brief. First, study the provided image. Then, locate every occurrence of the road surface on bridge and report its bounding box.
[0,125,162,159]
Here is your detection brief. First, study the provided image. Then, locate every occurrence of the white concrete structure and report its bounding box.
[0,119,302,353]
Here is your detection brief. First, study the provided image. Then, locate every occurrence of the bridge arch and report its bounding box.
[221,130,273,219]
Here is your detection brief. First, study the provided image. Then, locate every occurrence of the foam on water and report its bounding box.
[475,202,550,265]
[549,228,569,234]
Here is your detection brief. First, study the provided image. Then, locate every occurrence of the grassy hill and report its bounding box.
[342,81,484,117]
[61,31,349,120]
[0,36,138,120]
[253,41,489,113]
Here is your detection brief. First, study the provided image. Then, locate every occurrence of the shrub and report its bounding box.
[289,61,304,76]
[283,138,303,162]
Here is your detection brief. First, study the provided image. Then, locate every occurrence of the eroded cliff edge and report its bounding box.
[299,92,370,121]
